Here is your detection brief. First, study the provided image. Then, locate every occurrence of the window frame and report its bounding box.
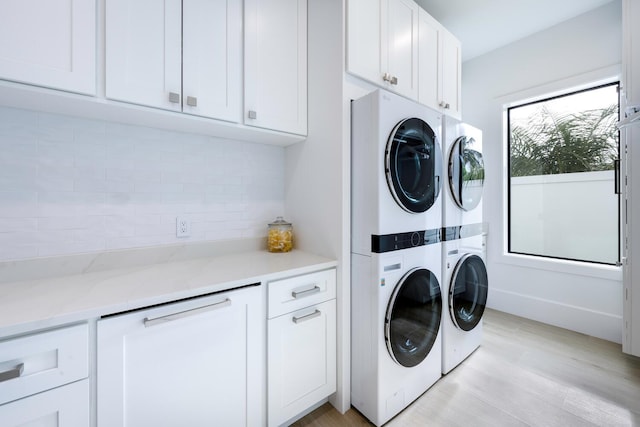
[506,81,621,266]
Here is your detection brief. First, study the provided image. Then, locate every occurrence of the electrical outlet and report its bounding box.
[176,217,190,238]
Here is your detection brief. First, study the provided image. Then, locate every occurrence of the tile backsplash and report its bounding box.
[0,107,285,261]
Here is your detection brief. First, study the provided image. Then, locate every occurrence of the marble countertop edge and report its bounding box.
[0,241,337,338]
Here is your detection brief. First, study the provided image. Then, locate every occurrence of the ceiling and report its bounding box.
[415,0,616,62]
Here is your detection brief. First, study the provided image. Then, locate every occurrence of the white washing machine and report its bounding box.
[351,244,442,426]
[440,117,488,373]
[441,234,488,374]
[352,89,443,256]
[441,117,484,229]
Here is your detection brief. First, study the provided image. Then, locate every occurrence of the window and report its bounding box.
[507,82,620,265]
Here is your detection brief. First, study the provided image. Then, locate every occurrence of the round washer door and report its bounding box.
[448,135,484,211]
[385,267,442,367]
[449,254,488,331]
[386,118,442,213]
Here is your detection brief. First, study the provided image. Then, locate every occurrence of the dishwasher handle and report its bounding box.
[143,298,231,327]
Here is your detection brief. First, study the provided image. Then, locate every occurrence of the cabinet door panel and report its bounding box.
[97,286,263,427]
[346,0,384,85]
[106,0,182,111]
[0,380,89,427]
[245,0,307,135]
[182,0,241,122]
[440,28,461,119]
[418,8,440,111]
[0,0,96,95]
[268,299,336,426]
[386,0,419,99]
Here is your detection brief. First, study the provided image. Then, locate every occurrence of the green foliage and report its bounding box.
[510,104,618,177]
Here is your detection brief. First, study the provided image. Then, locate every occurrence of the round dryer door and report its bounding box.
[385,118,442,213]
[448,135,484,211]
[449,254,488,331]
[385,268,442,367]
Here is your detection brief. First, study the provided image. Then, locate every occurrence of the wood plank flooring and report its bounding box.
[292,309,640,427]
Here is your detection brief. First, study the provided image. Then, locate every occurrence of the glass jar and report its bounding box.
[267,216,293,252]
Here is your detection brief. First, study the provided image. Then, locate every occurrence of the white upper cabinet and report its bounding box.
[623,0,640,109]
[106,0,241,123]
[386,0,419,99]
[347,0,419,100]
[244,0,308,135]
[418,8,461,119]
[439,27,462,118]
[0,0,96,95]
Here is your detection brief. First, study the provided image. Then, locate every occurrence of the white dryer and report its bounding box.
[441,234,488,374]
[442,118,484,229]
[351,243,442,426]
[352,89,443,256]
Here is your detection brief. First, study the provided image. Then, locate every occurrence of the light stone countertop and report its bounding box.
[0,239,337,338]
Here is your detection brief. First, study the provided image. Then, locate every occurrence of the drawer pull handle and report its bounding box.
[293,309,321,324]
[143,298,231,327]
[291,285,321,299]
[0,363,24,383]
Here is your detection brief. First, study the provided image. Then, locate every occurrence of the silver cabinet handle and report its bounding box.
[169,92,180,103]
[291,285,320,299]
[0,363,24,383]
[382,73,398,85]
[439,101,450,109]
[292,309,321,324]
[248,110,257,119]
[186,96,197,107]
[144,298,231,327]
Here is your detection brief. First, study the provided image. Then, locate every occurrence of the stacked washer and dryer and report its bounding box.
[351,90,444,426]
[441,118,489,374]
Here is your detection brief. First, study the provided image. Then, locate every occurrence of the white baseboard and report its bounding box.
[487,288,623,344]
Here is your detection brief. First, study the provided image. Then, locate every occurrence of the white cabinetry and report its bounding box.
[418,8,461,119]
[0,0,96,95]
[106,0,241,122]
[347,0,419,100]
[245,0,308,135]
[97,284,264,427]
[0,324,89,427]
[267,269,336,426]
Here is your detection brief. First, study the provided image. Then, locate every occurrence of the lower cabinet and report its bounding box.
[0,380,89,427]
[0,323,89,427]
[96,284,264,427]
[267,269,337,426]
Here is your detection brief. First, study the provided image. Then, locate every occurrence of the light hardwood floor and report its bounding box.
[292,309,640,427]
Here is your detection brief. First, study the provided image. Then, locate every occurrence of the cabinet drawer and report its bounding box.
[0,379,89,427]
[268,269,336,319]
[0,324,88,405]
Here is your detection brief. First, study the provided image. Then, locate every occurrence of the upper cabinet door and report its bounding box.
[417,8,440,111]
[346,0,384,85]
[440,28,461,119]
[385,0,419,100]
[0,0,96,95]
[245,0,308,135]
[418,9,461,119]
[105,0,182,112]
[182,0,241,122]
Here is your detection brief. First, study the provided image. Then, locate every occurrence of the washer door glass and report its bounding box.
[450,254,488,331]
[449,135,484,211]
[385,268,442,367]
[386,118,442,213]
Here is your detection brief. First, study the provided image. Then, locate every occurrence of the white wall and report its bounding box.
[0,106,285,261]
[462,1,624,342]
